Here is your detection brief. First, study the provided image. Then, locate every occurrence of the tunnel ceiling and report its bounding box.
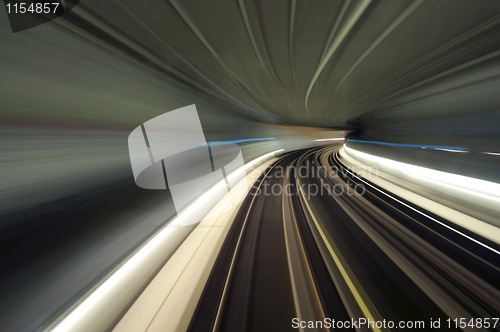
[65,0,500,128]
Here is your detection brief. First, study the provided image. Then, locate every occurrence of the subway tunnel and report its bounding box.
[1,0,500,331]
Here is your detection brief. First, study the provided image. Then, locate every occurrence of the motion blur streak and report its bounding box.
[345,145,500,200]
[346,139,468,152]
[2,0,500,331]
[345,145,500,207]
[207,138,276,145]
[190,145,500,332]
[296,171,383,332]
[315,138,345,142]
[344,147,500,256]
[405,172,500,204]
[50,149,283,332]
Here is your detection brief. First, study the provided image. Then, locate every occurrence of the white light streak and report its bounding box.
[343,145,500,256]
[434,148,468,153]
[344,145,500,199]
[315,138,345,142]
[404,172,500,204]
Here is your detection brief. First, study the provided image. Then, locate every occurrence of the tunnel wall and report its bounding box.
[347,51,500,184]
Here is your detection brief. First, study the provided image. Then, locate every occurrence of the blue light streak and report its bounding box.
[207,138,276,146]
[346,139,468,152]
